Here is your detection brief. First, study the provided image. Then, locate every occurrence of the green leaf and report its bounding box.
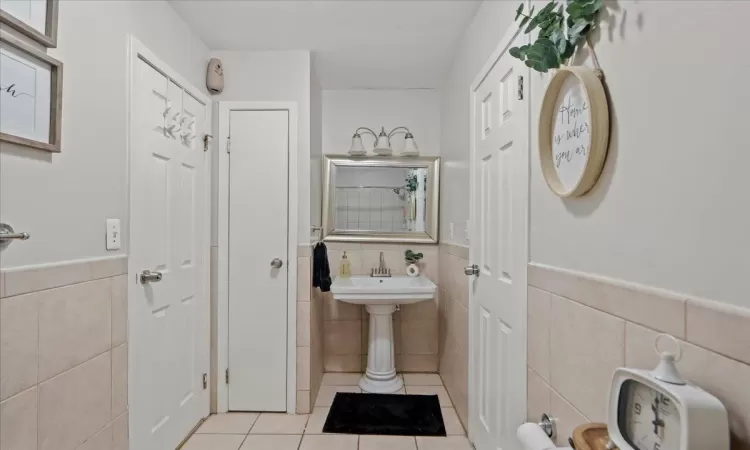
[560,40,576,60]
[519,15,531,29]
[568,18,590,42]
[515,3,524,20]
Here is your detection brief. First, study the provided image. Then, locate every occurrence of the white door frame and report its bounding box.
[126,35,212,438]
[467,11,531,443]
[216,101,299,413]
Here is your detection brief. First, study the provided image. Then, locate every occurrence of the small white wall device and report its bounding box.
[206,58,224,94]
[607,334,729,450]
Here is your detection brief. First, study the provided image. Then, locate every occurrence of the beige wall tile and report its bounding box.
[325,321,361,356]
[298,302,311,347]
[297,346,311,391]
[527,287,551,382]
[527,367,551,423]
[110,275,128,347]
[325,242,362,252]
[549,294,625,422]
[449,302,468,353]
[324,294,361,321]
[363,250,407,276]
[298,257,311,303]
[401,298,438,322]
[322,373,361,386]
[550,389,589,446]
[328,250,364,276]
[0,271,5,298]
[296,390,311,414]
[3,260,91,299]
[77,423,112,450]
[398,354,439,373]
[528,263,686,338]
[325,355,362,373]
[625,322,750,445]
[111,343,127,419]
[686,297,750,365]
[38,279,112,382]
[401,320,438,355]
[0,387,38,450]
[112,408,129,450]
[0,292,39,401]
[88,257,128,281]
[403,373,443,386]
[38,352,112,450]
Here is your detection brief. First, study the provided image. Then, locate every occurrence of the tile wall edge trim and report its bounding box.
[1,254,128,298]
[439,241,469,259]
[528,261,750,366]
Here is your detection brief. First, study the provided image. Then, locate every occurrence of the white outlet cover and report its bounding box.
[106,219,121,250]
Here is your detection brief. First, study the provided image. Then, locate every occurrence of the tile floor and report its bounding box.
[181,373,472,450]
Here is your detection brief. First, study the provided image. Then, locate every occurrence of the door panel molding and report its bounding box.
[216,101,299,413]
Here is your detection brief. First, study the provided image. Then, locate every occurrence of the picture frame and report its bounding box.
[0,0,59,47]
[0,30,63,152]
[538,66,610,197]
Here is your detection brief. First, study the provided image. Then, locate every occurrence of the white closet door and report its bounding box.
[228,110,289,411]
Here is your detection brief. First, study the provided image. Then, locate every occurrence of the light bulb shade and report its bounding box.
[373,127,392,155]
[348,134,367,155]
[402,132,419,156]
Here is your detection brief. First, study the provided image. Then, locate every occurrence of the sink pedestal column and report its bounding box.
[359,304,404,394]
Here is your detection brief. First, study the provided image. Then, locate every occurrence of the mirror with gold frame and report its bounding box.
[322,155,440,243]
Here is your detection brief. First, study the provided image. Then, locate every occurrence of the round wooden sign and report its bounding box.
[539,66,609,197]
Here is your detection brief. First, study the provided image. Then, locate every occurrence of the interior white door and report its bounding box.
[469,29,529,450]
[130,56,210,450]
[228,110,289,411]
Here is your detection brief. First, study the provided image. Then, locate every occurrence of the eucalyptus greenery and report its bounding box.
[509,0,604,73]
[405,250,424,264]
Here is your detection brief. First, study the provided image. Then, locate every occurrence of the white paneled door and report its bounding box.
[227,110,290,412]
[469,28,529,450]
[129,48,210,450]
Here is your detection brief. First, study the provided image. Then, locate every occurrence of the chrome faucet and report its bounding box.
[371,251,392,277]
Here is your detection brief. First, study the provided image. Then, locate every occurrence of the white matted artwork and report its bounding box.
[0,0,58,47]
[0,30,62,152]
[539,66,609,197]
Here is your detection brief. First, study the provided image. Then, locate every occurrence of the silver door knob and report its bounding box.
[270,258,283,269]
[464,264,479,276]
[140,270,163,284]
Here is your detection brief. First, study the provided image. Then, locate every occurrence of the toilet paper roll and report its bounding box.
[517,423,572,450]
[406,263,420,277]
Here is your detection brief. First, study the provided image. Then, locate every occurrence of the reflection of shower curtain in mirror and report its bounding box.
[335,186,408,232]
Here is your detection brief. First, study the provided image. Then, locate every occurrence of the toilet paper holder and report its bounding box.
[538,413,557,440]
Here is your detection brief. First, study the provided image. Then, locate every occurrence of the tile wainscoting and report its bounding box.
[528,262,750,449]
[437,242,469,428]
[296,246,324,414]
[320,242,440,375]
[0,256,129,450]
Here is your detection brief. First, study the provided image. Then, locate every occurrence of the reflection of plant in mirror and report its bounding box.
[405,250,424,264]
[509,0,603,73]
[406,172,418,192]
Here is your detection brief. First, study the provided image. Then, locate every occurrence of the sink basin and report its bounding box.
[330,275,437,303]
[330,275,437,394]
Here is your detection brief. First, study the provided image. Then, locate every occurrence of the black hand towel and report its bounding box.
[312,242,332,292]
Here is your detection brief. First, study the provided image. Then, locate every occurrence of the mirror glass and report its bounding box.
[334,166,428,233]
[322,156,439,243]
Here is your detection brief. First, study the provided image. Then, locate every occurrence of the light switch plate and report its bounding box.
[106,219,121,250]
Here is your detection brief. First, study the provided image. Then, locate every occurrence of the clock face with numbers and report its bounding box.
[618,380,681,450]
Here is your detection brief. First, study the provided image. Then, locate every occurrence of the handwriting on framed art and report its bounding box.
[0,30,63,153]
[539,67,609,198]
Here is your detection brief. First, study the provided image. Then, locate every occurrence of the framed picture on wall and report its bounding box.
[0,30,62,152]
[0,0,59,47]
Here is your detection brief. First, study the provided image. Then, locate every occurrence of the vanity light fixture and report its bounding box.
[348,126,419,156]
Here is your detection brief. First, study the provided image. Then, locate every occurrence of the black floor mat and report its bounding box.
[322,392,447,436]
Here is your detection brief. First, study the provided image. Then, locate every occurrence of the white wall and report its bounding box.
[0,0,209,268]
[310,63,323,236]
[322,89,440,156]
[209,50,311,245]
[438,0,519,245]
[441,0,750,308]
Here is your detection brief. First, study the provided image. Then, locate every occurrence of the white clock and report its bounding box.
[607,334,730,450]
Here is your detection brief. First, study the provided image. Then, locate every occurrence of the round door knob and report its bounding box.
[140,270,163,284]
[270,258,283,269]
[464,264,479,276]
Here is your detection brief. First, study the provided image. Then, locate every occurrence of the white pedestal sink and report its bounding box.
[330,275,437,393]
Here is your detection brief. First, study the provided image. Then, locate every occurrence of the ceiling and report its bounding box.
[169,0,481,89]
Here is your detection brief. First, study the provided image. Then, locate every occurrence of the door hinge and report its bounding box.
[225,368,229,384]
[202,373,208,390]
[517,75,524,100]
[226,136,231,153]
[203,134,212,152]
